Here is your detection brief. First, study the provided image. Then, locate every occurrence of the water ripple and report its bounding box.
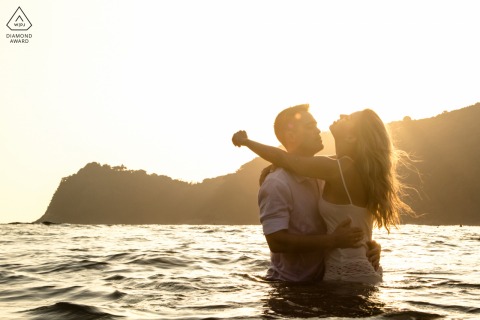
[23,302,123,320]
[1,224,479,319]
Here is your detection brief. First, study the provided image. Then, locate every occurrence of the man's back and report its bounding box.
[258,168,326,282]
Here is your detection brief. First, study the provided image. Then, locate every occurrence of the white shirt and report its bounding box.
[258,168,326,282]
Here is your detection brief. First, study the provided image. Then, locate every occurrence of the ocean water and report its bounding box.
[1,224,479,320]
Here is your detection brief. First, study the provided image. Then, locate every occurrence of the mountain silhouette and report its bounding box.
[36,103,480,225]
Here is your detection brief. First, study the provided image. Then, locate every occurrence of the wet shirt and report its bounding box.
[258,168,326,282]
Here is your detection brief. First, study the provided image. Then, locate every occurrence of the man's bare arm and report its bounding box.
[265,218,364,253]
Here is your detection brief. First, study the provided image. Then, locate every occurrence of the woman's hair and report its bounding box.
[353,109,415,232]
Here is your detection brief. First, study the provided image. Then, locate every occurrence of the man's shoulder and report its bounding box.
[264,168,321,184]
[258,168,293,194]
[261,169,325,193]
[263,168,292,184]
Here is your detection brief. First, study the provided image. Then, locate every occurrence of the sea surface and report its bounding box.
[1,224,479,320]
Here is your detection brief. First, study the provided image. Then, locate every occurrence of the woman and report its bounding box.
[232,109,414,284]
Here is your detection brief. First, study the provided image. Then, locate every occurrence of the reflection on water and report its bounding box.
[265,281,384,318]
[0,224,479,319]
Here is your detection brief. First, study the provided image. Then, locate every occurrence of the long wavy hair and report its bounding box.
[352,109,415,232]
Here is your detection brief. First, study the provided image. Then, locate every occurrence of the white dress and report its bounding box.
[318,159,383,284]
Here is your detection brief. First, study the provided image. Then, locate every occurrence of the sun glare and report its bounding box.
[1,0,479,223]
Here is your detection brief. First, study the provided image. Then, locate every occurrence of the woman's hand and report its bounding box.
[366,240,381,271]
[232,130,249,147]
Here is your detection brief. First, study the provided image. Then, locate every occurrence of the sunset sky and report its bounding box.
[1,0,479,223]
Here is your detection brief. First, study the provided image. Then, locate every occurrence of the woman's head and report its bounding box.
[330,109,391,158]
[331,109,414,232]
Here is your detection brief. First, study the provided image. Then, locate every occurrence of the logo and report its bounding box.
[5,7,33,44]
[7,7,32,31]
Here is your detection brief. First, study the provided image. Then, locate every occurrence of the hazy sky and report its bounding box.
[1,0,479,223]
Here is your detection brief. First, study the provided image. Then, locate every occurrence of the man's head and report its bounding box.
[274,104,323,156]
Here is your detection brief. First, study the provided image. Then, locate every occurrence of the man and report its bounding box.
[248,104,380,282]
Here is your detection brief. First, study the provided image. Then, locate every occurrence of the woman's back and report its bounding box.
[321,156,366,206]
[319,159,382,284]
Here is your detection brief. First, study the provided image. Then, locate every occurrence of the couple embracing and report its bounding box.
[232,104,414,284]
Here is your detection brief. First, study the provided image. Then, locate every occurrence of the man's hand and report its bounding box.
[366,240,381,271]
[232,130,248,147]
[331,218,364,248]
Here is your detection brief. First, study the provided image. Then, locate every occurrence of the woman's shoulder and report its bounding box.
[337,156,355,171]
